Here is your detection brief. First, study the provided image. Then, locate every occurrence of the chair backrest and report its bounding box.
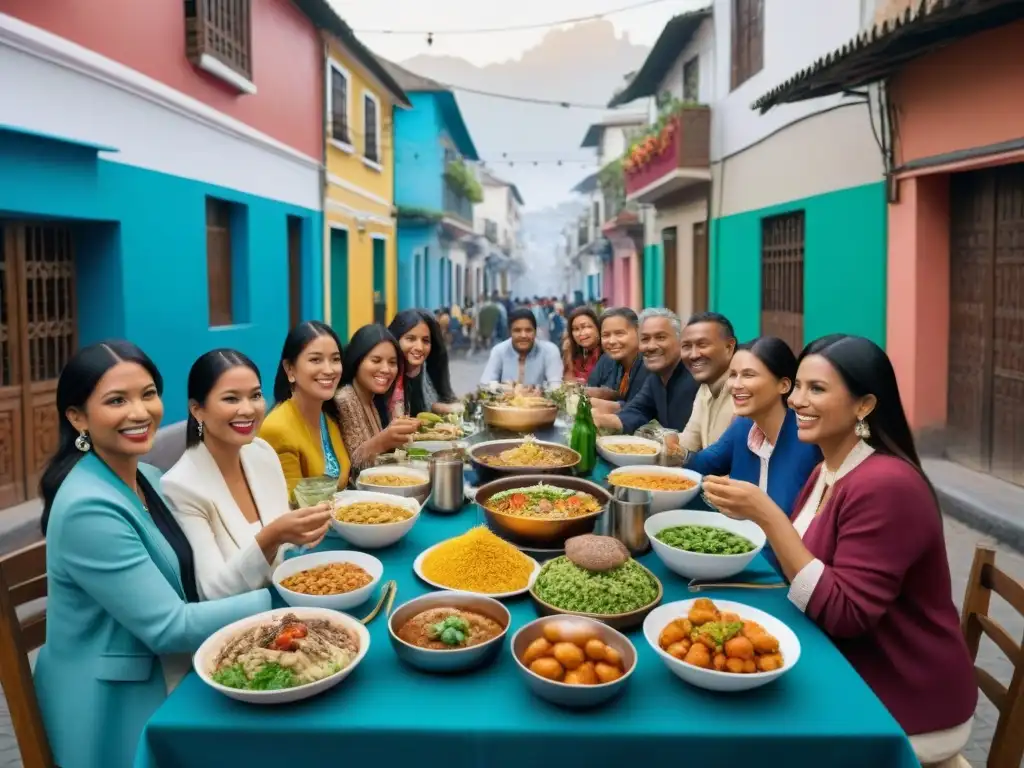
[141,420,188,472]
[0,541,53,768]
[961,545,1024,768]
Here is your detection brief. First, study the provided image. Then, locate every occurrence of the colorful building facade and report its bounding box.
[381,61,479,312]
[754,2,1024,487]
[321,28,409,340]
[0,1,328,509]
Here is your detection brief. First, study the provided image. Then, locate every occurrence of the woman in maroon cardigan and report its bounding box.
[703,335,976,768]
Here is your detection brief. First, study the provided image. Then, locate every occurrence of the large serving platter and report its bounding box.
[412,540,542,600]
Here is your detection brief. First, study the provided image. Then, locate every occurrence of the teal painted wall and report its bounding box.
[709,181,887,347]
[643,243,664,309]
[0,130,323,423]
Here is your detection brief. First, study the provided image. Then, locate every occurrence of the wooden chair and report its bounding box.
[961,545,1024,768]
[0,541,53,768]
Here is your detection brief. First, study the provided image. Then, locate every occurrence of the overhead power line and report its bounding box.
[440,82,611,109]
[354,0,674,36]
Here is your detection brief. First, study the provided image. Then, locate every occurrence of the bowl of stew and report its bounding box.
[606,466,702,513]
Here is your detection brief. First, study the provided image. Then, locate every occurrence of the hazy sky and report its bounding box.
[328,0,707,66]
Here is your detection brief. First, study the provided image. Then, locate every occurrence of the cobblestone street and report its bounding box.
[1,355,1021,766]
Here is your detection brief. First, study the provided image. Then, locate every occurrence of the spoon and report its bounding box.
[688,578,787,593]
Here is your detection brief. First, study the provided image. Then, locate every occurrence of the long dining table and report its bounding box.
[134,424,920,768]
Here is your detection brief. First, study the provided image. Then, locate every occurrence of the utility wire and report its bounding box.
[354,0,675,35]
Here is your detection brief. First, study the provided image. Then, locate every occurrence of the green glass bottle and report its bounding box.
[570,392,597,475]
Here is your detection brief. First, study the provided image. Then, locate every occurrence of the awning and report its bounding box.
[0,123,118,153]
[751,0,1024,114]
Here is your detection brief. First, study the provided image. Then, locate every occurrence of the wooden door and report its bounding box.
[0,222,76,509]
[662,227,678,313]
[287,216,303,328]
[692,221,709,313]
[330,228,349,342]
[760,211,805,355]
[948,165,1024,485]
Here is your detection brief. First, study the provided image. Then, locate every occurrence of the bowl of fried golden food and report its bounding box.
[273,550,383,611]
[643,598,800,692]
[475,476,609,549]
[469,435,580,484]
[607,466,702,513]
[388,591,511,674]
[481,388,559,433]
[355,465,431,499]
[330,490,420,549]
[512,615,636,708]
[596,435,662,467]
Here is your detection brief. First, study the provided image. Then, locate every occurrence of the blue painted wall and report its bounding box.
[397,222,441,309]
[0,130,323,423]
[393,93,443,212]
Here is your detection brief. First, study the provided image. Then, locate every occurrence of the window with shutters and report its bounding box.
[363,91,381,167]
[184,0,253,88]
[328,59,352,149]
[731,0,764,89]
[760,211,804,355]
[206,197,249,327]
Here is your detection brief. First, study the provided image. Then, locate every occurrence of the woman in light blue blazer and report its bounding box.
[33,341,271,768]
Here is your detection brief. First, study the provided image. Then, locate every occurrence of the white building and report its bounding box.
[471,168,525,299]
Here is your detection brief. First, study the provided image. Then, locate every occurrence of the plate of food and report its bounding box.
[469,436,580,483]
[596,435,662,467]
[194,607,370,704]
[606,466,702,512]
[330,491,420,548]
[411,411,467,442]
[529,535,663,630]
[645,509,766,580]
[413,525,542,599]
[355,465,431,498]
[643,598,800,692]
[475,476,609,548]
[272,550,383,611]
[388,591,511,673]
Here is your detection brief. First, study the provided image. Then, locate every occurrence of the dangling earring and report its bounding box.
[75,431,91,452]
[855,418,871,439]
[197,421,205,440]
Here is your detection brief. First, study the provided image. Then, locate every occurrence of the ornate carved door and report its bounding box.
[760,211,805,355]
[0,223,77,509]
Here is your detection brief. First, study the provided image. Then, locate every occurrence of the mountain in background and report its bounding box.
[399,20,649,293]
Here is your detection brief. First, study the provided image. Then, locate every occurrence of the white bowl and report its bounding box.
[645,510,766,580]
[194,607,370,704]
[330,490,420,549]
[272,550,383,611]
[597,435,662,466]
[409,440,459,454]
[606,466,702,512]
[355,465,431,498]
[642,600,800,692]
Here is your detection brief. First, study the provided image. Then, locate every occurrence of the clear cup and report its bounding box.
[660,430,684,466]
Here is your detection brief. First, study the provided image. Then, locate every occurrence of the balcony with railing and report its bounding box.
[443,180,474,228]
[484,219,499,243]
[624,105,711,204]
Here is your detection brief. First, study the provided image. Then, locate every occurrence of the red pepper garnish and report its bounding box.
[510,494,527,507]
[271,623,308,652]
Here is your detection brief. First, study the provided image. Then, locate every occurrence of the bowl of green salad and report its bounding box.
[645,510,765,580]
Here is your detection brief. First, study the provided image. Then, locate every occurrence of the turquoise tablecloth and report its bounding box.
[135,462,919,768]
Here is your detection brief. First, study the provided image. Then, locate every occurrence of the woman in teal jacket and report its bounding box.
[33,341,271,768]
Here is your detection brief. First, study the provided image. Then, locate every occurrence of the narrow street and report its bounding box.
[0,353,1020,766]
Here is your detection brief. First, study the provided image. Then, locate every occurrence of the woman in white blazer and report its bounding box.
[162,349,333,600]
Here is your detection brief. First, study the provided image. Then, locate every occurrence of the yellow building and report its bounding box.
[320,23,410,341]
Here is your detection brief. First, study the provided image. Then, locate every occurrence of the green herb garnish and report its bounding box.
[212,662,298,691]
[693,621,743,647]
[429,615,470,646]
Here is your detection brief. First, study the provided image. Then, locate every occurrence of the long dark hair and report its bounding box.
[567,306,600,366]
[40,341,164,534]
[186,349,261,448]
[272,321,344,425]
[340,324,402,425]
[799,334,922,468]
[737,336,797,403]
[388,309,455,416]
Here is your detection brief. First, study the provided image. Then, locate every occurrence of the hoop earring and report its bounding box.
[75,431,91,452]
[854,419,871,439]
[197,421,204,440]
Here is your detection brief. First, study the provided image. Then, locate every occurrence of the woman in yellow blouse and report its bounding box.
[260,322,351,501]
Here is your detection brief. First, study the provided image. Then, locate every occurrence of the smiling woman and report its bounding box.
[33,341,272,768]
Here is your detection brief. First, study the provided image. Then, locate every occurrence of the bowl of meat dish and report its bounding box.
[272,550,383,611]
[512,615,636,708]
[643,598,800,693]
[355,465,431,499]
[596,435,663,467]
[475,476,610,549]
[195,607,370,704]
[388,591,511,673]
[330,490,420,549]
[645,509,766,580]
[606,466,702,513]
[481,391,559,433]
[469,435,580,484]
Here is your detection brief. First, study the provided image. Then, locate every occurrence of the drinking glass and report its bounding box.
[294,475,339,508]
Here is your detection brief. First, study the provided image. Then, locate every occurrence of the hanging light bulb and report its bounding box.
[426,32,434,46]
